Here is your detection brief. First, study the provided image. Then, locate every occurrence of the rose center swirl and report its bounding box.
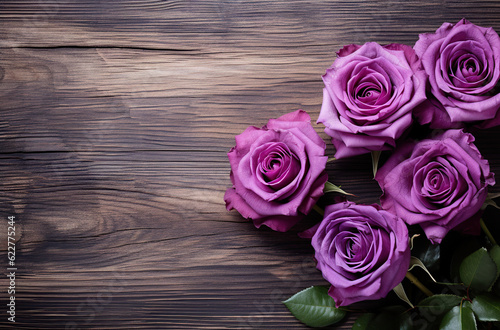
[256,142,300,190]
[414,158,468,207]
[332,222,390,276]
[444,40,492,90]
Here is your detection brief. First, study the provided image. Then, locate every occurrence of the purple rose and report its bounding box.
[318,42,427,158]
[414,19,500,129]
[224,110,328,232]
[375,129,495,244]
[311,202,410,307]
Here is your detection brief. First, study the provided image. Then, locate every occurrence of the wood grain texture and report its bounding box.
[1,0,500,328]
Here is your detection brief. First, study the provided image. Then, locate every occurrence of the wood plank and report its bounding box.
[2,0,500,51]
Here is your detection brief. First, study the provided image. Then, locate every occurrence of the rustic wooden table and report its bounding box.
[2,1,500,329]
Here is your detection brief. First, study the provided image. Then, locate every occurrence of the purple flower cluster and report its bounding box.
[225,19,497,307]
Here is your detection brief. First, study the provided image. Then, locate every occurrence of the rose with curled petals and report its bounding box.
[414,19,500,128]
[311,202,410,307]
[375,129,495,244]
[224,110,328,232]
[318,42,427,158]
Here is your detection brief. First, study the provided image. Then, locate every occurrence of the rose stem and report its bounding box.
[405,271,433,297]
[480,218,497,246]
[312,204,324,216]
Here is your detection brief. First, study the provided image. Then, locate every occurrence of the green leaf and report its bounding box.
[352,313,375,330]
[323,181,354,196]
[495,280,500,296]
[371,150,382,178]
[471,294,500,321]
[282,286,346,327]
[490,245,500,272]
[490,245,500,274]
[490,245,500,291]
[417,294,463,317]
[450,238,483,282]
[352,311,404,330]
[439,304,477,330]
[399,311,414,330]
[459,247,497,292]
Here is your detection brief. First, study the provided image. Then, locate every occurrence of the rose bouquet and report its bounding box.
[225,19,500,329]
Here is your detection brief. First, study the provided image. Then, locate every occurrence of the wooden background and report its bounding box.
[1,0,500,328]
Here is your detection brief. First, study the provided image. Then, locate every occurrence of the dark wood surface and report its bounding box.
[1,1,500,328]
